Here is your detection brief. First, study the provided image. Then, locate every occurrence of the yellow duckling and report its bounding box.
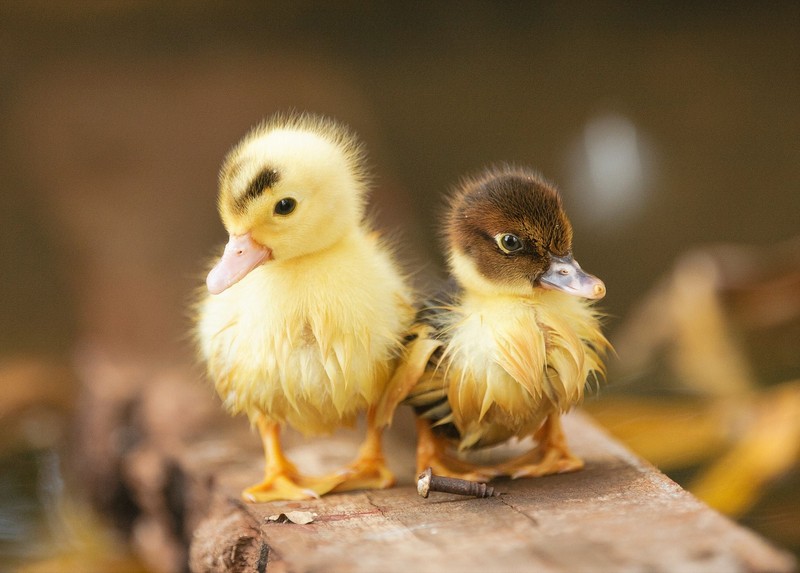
[196,113,414,501]
[380,165,609,481]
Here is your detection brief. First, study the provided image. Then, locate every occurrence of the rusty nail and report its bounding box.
[417,467,495,498]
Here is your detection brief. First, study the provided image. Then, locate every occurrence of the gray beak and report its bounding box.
[538,254,606,300]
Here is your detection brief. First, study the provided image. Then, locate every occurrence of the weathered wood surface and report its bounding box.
[74,354,796,573]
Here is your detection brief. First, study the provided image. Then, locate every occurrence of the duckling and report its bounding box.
[196,113,414,502]
[380,165,609,481]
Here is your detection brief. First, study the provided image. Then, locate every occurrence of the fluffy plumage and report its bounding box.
[381,165,609,480]
[196,113,414,501]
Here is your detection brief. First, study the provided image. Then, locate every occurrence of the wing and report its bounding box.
[374,288,457,428]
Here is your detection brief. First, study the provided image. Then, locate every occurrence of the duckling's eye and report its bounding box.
[496,233,523,254]
[274,198,297,216]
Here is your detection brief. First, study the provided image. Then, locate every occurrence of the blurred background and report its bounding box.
[1,2,798,571]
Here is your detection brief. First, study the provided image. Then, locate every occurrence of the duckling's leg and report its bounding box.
[331,407,395,492]
[415,418,495,482]
[495,414,584,479]
[243,417,339,502]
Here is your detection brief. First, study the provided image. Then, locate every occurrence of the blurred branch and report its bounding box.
[596,236,800,519]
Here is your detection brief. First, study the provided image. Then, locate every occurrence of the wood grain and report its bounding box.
[73,355,796,573]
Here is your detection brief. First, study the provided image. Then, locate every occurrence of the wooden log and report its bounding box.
[73,352,796,573]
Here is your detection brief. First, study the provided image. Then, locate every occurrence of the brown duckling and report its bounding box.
[380,165,609,481]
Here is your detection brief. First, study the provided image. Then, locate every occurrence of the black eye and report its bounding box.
[496,233,523,253]
[274,198,296,215]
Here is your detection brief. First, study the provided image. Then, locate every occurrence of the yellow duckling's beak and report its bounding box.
[206,233,273,294]
[539,254,606,300]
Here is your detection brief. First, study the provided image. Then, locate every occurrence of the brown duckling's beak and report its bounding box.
[207,233,273,294]
[538,254,606,300]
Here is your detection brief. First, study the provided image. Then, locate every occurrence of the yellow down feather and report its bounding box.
[424,289,608,450]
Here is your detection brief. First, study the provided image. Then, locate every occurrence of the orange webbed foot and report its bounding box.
[332,409,396,493]
[243,417,348,503]
[505,448,584,479]
[331,455,396,493]
[416,417,496,482]
[242,473,323,503]
[425,457,497,483]
[495,414,584,479]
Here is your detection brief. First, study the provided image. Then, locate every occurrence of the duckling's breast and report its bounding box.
[197,235,412,434]
[424,290,607,449]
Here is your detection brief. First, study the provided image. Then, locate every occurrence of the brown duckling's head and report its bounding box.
[445,165,606,299]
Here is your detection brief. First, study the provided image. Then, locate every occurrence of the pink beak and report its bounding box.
[206,233,273,294]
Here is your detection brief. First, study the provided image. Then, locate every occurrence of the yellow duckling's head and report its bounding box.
[445,165,606,300]
[207,113,368,294]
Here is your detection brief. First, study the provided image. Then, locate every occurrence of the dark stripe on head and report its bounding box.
[234,168,281,213]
